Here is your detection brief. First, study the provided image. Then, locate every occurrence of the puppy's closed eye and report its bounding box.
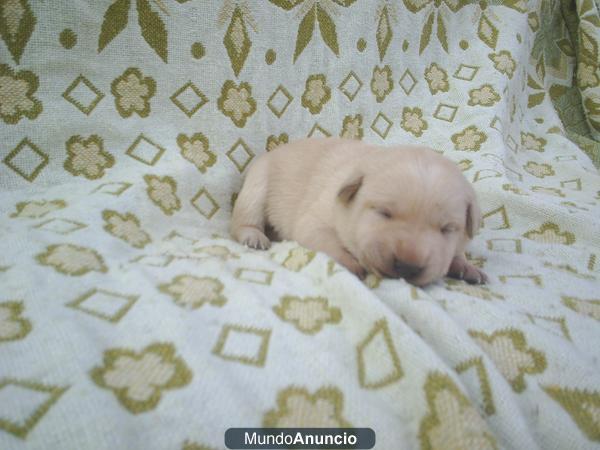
[374,207,392,219]
[441,224,458,235]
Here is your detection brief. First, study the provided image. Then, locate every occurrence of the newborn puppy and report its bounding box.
[231,138,487,286]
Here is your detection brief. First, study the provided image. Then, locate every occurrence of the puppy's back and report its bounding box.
[263,138,368,236]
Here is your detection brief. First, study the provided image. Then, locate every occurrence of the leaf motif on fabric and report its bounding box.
[136,0,168,62]
[224,6,252,77]
[419,11,435,55]
[98,0,130,53]
[477,13,498,49]
[317,4,339,56]
[436,12,448,52]
[294,5,316,62]
[0,0,36,64]
[376,5,392,61]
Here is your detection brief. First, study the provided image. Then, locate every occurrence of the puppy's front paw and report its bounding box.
[448,255,488,284]
[236,226,271,250]
[349,263,367,280]
[338,254,367,280]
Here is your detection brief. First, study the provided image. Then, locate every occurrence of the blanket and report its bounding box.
[1,1,600,449]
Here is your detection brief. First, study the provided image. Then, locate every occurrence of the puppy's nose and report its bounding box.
[393,259,424,279]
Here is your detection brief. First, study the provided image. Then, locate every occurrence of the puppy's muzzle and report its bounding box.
[393,259,424,280]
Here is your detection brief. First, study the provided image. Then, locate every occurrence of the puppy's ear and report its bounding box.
[465,192,482,239]
[337,173,363,205]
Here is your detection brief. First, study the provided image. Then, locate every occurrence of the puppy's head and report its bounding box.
[336,147,480,286]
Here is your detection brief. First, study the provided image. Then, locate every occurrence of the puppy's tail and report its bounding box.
[230,156,271,250]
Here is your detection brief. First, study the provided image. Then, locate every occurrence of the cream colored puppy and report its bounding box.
[231,138,487,286]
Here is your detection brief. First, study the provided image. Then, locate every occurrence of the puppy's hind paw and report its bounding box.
[237,226,271,250]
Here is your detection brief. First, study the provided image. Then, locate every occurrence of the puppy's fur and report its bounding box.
[231,138,487,286]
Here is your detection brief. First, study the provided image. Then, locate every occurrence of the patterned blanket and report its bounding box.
[1,1,600,449]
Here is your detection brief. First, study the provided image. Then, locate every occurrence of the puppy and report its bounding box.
[231,138,487,286]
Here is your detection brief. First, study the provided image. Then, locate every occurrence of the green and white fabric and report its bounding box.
[1,1,600,449]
